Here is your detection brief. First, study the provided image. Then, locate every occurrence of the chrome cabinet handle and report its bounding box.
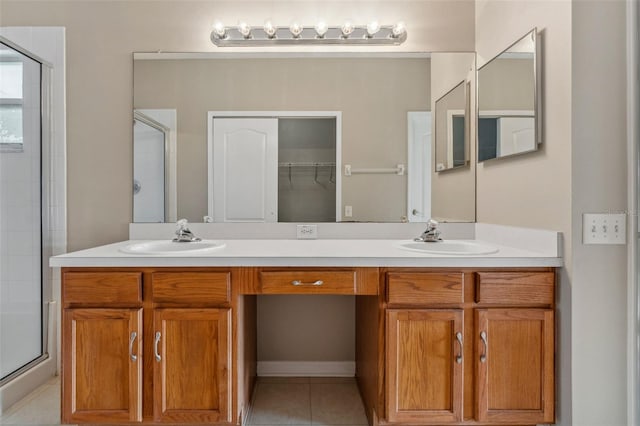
[480,331,488,363]
[291,280,324,286]
[154,331,162,362]
[455,332,463,364]
[129,331,138,362]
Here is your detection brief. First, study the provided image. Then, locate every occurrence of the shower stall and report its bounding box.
[0,30,60,413]
[0,38,48,381]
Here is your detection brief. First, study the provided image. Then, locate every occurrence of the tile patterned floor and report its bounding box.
[0,376,368,426]
[248,377,368,426]
[0,376,67,425]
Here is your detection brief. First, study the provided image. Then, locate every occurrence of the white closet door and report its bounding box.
[212,118,278,222]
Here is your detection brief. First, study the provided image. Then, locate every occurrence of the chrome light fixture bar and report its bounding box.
[210,21,407,46]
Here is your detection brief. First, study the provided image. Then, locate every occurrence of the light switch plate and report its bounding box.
[296,224,318,239]
[582,213,626,245]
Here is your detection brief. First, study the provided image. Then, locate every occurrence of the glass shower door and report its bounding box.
[133,112,167,223]
[0,40,44,381]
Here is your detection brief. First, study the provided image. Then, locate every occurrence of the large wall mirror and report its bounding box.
[477,28,540,162]
[133,52,476,224]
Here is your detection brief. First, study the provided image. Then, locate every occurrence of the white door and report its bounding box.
[497,116,535,157]
[407,112,432,222]
[133,116,166,222]
[211,118,278,222]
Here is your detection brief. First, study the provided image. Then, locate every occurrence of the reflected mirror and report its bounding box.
[133,52,476,223]
[477,28,540,162]
[434,80,468,171]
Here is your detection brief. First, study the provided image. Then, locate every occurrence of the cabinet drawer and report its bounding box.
[63,272,142,304]
[476,272,554,306]
[260,270,356,294]
[152,272,231,304]
[387,272,464,305]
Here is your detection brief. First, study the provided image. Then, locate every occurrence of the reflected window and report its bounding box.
[0,60,24,151]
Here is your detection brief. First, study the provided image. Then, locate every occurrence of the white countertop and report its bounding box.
[50,238,562,268]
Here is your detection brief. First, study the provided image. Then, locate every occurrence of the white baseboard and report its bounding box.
[257,361,355,377]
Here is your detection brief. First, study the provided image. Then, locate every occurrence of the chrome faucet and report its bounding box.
[415,219,442,242]
[173,219,202,242]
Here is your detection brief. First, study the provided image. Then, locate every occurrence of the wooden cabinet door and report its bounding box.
[153,308,231,423]
[386,309,464,423]
[62,308,142,423]
[475,309,554,424]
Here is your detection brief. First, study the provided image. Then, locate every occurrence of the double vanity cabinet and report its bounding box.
[60,264,556,426]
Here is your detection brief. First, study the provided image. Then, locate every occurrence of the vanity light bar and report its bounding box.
[210,21,407,46]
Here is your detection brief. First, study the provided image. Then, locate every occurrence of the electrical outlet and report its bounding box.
[345,205,353,217]
[582,213,626,245]
[296,224,318,239]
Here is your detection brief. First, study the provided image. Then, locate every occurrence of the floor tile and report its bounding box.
[310,383,368,425]
[2,376,368,426]
[308,377,355,384]
[248,383,311,425]
[0,380,62,425]
[257,376,310,384]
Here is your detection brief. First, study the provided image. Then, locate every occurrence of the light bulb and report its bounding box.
[314,21,328,38]
[212,21,226,39]
[366,21,380,37]
[238,22,252,38]
[290,22,304,38]
[341,21,354,37]
[391,21,406,38]
[264,21,277,38]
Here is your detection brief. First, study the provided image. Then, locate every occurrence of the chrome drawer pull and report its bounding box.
[480,331,488,363]
[154,331,162,362]
[129,331,138,362]
[455,332,463,364]
[291,280,324,286]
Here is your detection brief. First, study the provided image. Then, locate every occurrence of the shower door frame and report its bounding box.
[628,1,640,424]
[0,36,52,386]
[133,110,171,223]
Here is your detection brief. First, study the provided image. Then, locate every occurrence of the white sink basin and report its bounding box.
[396,240,499,255]
[119,240,225,255]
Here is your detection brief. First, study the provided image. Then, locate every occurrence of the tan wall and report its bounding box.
[134,57,431,223]
[0,0,475,251]
[478,58,535,111]
[431,52,476,222]
[257,295,355,362]
[475,3,573,425]
[477,1,630,425]
[571,1,629,424]
[475,2,571,232]
[0,0,475,369]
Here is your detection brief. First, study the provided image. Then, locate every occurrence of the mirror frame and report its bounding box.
[476,28,541,163]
